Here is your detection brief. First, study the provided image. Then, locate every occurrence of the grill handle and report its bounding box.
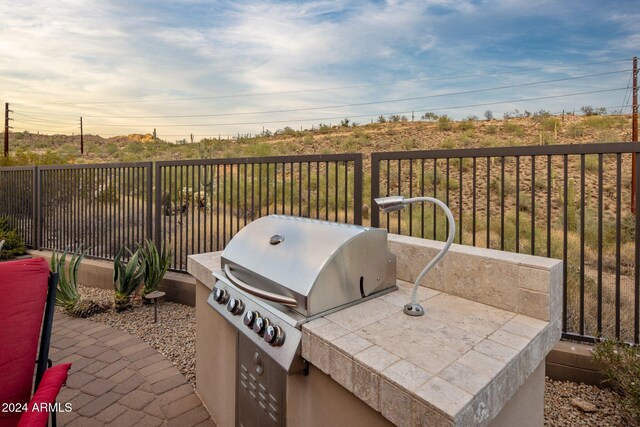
[224,264,298,307]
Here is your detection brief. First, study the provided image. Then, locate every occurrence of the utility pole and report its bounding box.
[632,57,638,213]
[80,116,84,154]
[4,103,11,157]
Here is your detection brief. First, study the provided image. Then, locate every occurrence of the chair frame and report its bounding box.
[34,271,60,427]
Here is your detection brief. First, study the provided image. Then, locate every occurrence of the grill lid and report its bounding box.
[220,215,396,317]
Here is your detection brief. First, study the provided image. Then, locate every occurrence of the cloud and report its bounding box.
[0,0,636,138]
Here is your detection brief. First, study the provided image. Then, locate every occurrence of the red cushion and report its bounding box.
[0,258,51,426]
[16,363,71,427]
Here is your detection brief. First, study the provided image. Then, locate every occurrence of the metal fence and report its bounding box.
[0,153,363,271]
[38,163,153,261]
[0,166,35,246]
[155,154,363,270]
[371,142,640,344]
[3,144,640,344]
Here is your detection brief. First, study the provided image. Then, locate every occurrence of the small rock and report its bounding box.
[571,397,598,413]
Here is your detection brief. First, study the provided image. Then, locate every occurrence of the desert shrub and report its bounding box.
[534,176,547,191]
[437,115,453,131]
[581,106,607,116]
[377,115,387,124]
[389,115,401,123]
[485,125,498,135]
[539,117,560,132]
[584,154,599,172]
[484,110,493,121]
[592,340,640,423]
[586,116,626,129]
[503,121,525,136]
[0,230,26,260]
[317,123,332,133]
[440,138,456,149]
[540,132,555,145]
[458,120,475,131]
[421,112,438,121]
[596,130,620,143]
[566,124,585,138]
[401,138,418,150]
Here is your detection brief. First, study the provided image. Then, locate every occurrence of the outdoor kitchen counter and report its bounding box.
[188,234,562,427]
[302,279,560,426]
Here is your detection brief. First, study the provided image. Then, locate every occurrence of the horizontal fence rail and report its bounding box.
[371,142,640,344]
[155,154,363,270]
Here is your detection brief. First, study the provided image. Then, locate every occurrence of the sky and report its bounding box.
[0,0,638,140]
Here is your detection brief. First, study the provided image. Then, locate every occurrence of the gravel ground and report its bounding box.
[69,285,634,425]
[544,378,633,426]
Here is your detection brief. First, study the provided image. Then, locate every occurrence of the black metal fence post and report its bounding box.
[353,154,363,225]
[370,153,381,228]
[153,162,163,250]
[33,166,41,249]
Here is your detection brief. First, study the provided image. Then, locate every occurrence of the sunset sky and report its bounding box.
[1,0,637,140]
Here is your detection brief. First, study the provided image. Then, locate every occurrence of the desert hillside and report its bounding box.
[0,113,632,166]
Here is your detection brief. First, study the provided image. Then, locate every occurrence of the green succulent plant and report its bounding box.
[51,247,84,311]
[51,246,107,318]
[138,239,171,298]
[113,246,145,311]
[0,229,27,260]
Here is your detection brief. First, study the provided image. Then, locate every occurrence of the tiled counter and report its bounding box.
[302,281,560,426]
[301,234,562,426]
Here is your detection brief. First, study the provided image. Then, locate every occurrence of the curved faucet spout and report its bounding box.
[374,195,456,316]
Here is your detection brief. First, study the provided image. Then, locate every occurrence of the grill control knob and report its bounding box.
[264,325,285,347]
[253,317,270,336]
[243,311,259,328]
[226,298,244,315]
[212,287,229,304]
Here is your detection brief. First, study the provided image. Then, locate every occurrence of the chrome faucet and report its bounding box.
[374,196,455,316]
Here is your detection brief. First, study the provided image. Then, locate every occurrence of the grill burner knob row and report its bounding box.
[264,325,285,347]
[253,317,270,336]
[212,287,229,304]
[226,298,244,315]
[243,310,259,328]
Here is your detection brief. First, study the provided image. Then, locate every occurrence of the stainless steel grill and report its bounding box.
[207,215,396,426]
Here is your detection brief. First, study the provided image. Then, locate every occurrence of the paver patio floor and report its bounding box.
[49,312,214,426]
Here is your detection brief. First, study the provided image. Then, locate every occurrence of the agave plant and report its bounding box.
[138,239,171,298]
[51,247,84,311]
[113,246,145,311]
[51,246,106,317]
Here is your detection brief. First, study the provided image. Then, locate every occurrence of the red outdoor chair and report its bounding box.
[0,257,71,427]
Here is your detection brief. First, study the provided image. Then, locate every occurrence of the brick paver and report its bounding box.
[50,312,214,426]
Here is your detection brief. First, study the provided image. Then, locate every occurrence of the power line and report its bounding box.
[15,103,631,138]
[36,69,626,121]
[79,87,628,128]
[12,111,74,124]
[14,69,631,120]
[11,58,630,106]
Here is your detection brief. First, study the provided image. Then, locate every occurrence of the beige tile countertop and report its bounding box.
[301,279,561,427]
